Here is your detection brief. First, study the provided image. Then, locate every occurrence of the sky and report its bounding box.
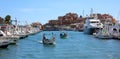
[0,0,120,25]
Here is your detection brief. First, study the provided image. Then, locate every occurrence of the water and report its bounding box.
[0,31,120,59]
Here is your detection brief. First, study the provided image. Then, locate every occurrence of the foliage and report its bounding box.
[0,17,4,24]
[5,15,11,24]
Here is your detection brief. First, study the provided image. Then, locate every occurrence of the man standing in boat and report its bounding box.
[52,33,55,41]
[42,34,46,43]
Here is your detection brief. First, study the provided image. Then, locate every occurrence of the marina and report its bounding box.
[0,12,120,59]
[0,31,120,59]
[0,0,120,59]
[0,13,120,59]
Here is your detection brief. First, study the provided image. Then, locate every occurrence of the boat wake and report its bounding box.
[38,40,43,44]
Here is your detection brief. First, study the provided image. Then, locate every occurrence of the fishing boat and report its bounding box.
[42,34,56,45]
[60,32,67,39]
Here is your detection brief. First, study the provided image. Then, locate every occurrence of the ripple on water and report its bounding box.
[1,31,120,59]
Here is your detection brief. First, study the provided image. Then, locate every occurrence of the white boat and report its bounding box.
[93,27,112,39]
[93,30,111,39]
[13,30,28,39]
[0,39,10,48]
[93,22,113,39]
[0,30,21,39]
[109,22,120,39]
[84,18,103,35]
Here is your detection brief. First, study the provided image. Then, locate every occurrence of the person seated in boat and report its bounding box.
[42,34,49,43]
[64,33,67,36]
[60,33,63,36]
[43,34,51,43]
[52,33,55,41]
[43,34,46,40]
[53,36,55,40]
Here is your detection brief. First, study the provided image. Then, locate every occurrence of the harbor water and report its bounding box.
[0,31,120,59]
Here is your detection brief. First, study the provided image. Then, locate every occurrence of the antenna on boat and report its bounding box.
[25,21,27,25]
[90,8,93,17]
[15,18,17,25]
[94,14,98,19]
[82,10,84,17]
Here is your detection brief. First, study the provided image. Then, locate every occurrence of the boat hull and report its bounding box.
[43,39,56,45]
[60,33,67,39]
[0,40,10,48]
[60,35,67,39]
[84,28,101,35]
[94,33,112,39]
[43,42,55,45]
[0,44,9,48]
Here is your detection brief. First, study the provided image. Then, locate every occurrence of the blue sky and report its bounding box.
[0,0,120,25]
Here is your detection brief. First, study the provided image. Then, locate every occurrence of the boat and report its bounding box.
[42,34,56,45]
[93,29,112,39]
[0,30,21,39]
[84,18,103,35]
[60,32,67,39]
[0,39,10,48]
[93,22,112,39]
[110,25,120,39]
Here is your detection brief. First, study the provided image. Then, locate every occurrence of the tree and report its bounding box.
[0,17,4,24]
[5,15,11,24]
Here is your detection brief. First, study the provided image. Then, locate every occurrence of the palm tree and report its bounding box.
[5,15,11,24]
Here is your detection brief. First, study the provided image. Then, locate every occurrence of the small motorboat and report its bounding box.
[42,34,56,45]
[43,38,56,45]
[60,32,67,39]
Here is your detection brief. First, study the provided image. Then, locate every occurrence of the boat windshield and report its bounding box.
[90,21,99,23]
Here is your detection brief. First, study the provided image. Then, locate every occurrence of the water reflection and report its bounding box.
[43,44,56,48]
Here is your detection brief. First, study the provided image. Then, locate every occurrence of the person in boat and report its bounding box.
[42,33,55,45]
[60,33,63,36]
[43,34,46,40]
[64,33,67,36]
[42,34,46,43]
[42,34,49,43]
[52,33,55,41]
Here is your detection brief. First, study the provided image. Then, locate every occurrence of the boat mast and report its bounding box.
[90,8,93,17]
[82,10,84,17]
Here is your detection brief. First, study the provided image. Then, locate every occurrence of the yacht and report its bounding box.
[109,22,120,39]
[84,18,103,35]
[93,22,113,39]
